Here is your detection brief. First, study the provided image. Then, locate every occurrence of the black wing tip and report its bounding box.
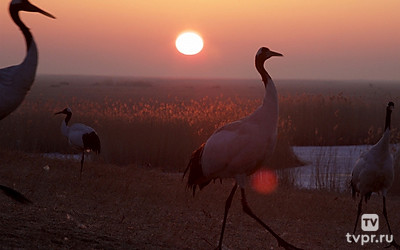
[83,131,101,154]
[0,185,33,205]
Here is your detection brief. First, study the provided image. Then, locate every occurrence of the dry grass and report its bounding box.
[1,76,400,196]
[1,150,400,249]
[1,76,399,172]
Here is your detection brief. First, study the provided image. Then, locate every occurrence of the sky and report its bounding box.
[1,0,399,81]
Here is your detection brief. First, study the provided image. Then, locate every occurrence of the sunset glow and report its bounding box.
[0,0,399,80]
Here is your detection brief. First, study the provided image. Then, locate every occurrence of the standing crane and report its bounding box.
[1,0,55,120]
[184,47,301,250]
[351,101,399,248]
[0,0,54,204]
[55,108,101,177]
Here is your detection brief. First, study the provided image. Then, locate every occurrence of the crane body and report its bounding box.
[185,48,301,250]
[0,0,54,204]
[55,108,101,177]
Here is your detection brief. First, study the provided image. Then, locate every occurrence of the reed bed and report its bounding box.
[0,76,399,191]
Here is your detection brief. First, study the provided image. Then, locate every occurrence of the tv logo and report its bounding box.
[361,214,379,231]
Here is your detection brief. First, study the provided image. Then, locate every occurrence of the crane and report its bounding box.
[184,47,301,250]
[0,0,54,204]
[55,108,101,177]
[1,0,55,120]
[351,101,399,248]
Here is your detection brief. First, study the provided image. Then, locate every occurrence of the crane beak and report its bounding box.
[270,50,283,57]
[25,1,56,19]
[54,111,63,115]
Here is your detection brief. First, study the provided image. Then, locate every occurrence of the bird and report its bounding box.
[351,101,399,248]
[0,0,55,120]
[184,47,301,250]
[0,0,54,204]
[55,108,101,177]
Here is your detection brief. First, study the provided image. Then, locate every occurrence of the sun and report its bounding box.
[175,32,204,56]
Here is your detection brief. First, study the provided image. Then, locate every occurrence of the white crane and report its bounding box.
[0,0,54,204]
[184,47,301,250]
[351,101,399,248]
[0,0,55,120]
[55,108,101,177]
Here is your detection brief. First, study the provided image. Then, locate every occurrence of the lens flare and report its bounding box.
[251,169,278,194]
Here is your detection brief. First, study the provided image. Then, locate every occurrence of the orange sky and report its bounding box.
[1,0,399,80]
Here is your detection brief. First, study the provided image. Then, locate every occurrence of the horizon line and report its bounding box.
[36,74,399,83]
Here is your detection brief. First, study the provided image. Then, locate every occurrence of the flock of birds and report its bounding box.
[0,1,398,249]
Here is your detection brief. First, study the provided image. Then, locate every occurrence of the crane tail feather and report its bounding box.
[83,132,101,154]
[184,143,211,196]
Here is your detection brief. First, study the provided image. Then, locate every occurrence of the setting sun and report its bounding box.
[175,32,204,56]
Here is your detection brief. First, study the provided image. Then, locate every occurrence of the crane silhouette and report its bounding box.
[351,101,399,248]
[184,47,301,250]
[0,0,54,204]
[55,108,101,177]
[1,0,55,120]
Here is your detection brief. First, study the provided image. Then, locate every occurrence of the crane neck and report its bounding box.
[64,112,72,126]
[374,129,390,154]
[255,58,271,87]
[374,107,392,152]
[10,6,33,51]
[60,113,71,137]
[385,107,392,131]
[254,57,278,108]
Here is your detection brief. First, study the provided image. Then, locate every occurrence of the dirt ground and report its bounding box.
[1,150,400,249]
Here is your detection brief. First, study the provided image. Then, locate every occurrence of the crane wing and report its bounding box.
[67,123,95,149]
[0,65,18,86]
[351,148,394,200]
[202,118,276,178]
[0,65,25,120]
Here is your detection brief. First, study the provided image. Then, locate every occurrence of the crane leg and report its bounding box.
[383,197,400,249]
[240,188,302,250]
[0,185,32,204]
[353,196,363,234]
[383,196,392,234]
[80,151,85,178]
[217,183,237,250]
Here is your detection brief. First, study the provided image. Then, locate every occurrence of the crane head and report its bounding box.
[256,47,283,62]
[54,107,72,116]
[10,0,55,19]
